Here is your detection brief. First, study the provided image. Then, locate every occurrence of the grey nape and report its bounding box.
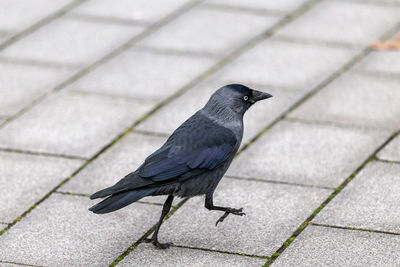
[89,84,272,249]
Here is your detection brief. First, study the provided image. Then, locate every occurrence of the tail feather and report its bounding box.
[89,188,156,214]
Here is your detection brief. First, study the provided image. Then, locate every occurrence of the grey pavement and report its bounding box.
[273,225,400,266]
[313,161,400,233]
[1,0,400,266]
[377,135,400,162]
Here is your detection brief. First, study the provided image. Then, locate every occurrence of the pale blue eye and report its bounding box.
[243,96,249,101]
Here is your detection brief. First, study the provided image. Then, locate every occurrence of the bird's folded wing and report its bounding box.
[139,123,237,182]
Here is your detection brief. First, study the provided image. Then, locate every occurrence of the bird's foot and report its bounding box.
[144,238,173,249]
[215,207,245,226]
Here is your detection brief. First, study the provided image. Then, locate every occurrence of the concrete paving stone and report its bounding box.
[288,73,400,131]
[0,194,161,266]
[0,151,83,223]
[138,6,280,56]
[0,0,70,32]
[378,135,400,161]
[68,47,216,100]
[217,38,357,91]
[1,223,8,231]
[157,178,331,256]
[354,50,400,76]
[60,132,177,205]
[276,1,400,46]
[120,243,266,267]
[137,79,304,146]
[0,91,155,158]
[73,0,190,23]
[2,16,144,66]
[206,0,308,13]
[0,61,76,117]
[274,225,400,266]
[228,120,390,188]
[0,262,31,267]
[314,161,400,233]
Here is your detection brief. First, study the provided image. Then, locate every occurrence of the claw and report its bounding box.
[215,208,245,226]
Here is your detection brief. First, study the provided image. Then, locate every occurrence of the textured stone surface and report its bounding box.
[277,1,400,45]
[139,6,280,55]
[120,243,266,267]
[378,135,400,161]
[137,79,303,145]
[206,0,308,13]
[2,16,144,66]
[0,61,75,117]
[289,73,400,130]
[217,38,356,91]
[0,0,69,32]
[0,91,155,158]
[60,132,174,204]
[274,225,400,266]
[0,151,83,223]
[228,120,390,187]
[68,47,215,100]
[355,50,400,76]
[1,223,8,231]
[157,178,331,256]
[73,0,189,23]
[0,194,161,266]
[314,162,400,233]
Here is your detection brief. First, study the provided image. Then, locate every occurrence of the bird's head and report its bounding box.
[205,84,273,117]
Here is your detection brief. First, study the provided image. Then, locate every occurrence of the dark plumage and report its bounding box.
[89,84,272,249]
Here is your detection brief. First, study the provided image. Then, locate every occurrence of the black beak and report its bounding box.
[251,90,273,103]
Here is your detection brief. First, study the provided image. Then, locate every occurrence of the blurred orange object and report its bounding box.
[369,35,400,50]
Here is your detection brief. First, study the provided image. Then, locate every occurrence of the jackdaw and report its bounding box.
[89,84,272,249]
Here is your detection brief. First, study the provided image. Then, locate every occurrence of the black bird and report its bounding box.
[89,84,272,249]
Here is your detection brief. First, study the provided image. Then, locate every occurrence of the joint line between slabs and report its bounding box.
[0,0,204,130]
[310,222,400,236]
[0,147,88,161]
[238,20,400,158]
[225,175,335,190]
[171,244,270,259]
[108,198,189,266]
[0,0,87,51]
[264,127,400,266]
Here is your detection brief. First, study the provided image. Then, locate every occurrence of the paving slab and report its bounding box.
[2,16,144,66]
[61,132,176,205]
[137,79,304,145]
[0,262,31,267]
[0,61,76,117]
[216,38,357,91]
[0,91,155,158]
[274,225,400,266]
[276,1,400,46]
[354,50,400,76]
[138,6,280,56]
[120,243,266,267]
[314,162,400,233]
[378,135,400,161]
[0,0,70,33]
[1,223,8,231]
[0,151,83,223]
[206,0,308,13]
[156,178,331,256]
[73,0,189,23]
[0,194,161,266]
[68,47,216,100]
[228,120,390,187]
[289,73,400,131]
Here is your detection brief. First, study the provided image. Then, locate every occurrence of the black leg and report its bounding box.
[205,193,245,226]
[145,194,174,249]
